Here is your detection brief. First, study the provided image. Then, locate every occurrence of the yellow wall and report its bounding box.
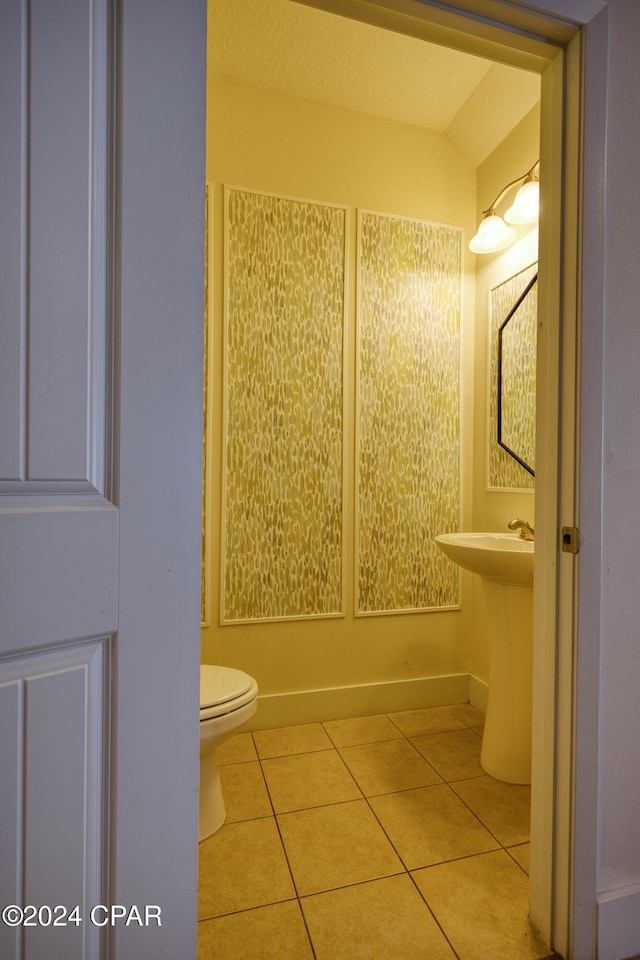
[470,104,540,695]
[203,76,478,727]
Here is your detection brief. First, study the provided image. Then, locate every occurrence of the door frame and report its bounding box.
[292,2,606,956]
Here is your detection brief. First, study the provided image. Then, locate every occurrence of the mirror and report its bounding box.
[498,273,537,476]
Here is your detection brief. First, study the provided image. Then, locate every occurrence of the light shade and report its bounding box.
[504,178,539,224]
[469,214,516,254]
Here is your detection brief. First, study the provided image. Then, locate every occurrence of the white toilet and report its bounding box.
[199,664,258,841]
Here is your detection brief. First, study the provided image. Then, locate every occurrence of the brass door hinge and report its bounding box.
[561,526,580,554]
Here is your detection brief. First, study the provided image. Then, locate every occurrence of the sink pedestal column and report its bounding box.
[480,580,533,785]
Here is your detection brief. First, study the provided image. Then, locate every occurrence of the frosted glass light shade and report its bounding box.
[504,179,539,224]
[469,214,516,254]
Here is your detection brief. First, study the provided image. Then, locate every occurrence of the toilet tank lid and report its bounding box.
[200,664,255,709]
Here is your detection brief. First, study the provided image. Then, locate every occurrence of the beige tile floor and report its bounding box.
[198,703,560,960]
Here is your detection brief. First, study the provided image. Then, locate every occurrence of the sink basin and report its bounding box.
[434,532,533,586]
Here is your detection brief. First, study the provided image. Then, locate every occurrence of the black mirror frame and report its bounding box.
[497,273,537,477]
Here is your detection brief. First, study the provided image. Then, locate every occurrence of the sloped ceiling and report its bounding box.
[207,0,541,168]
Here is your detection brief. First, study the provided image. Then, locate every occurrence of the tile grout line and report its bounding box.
[406,869,463,960]
[252,731,319,960]
[375,709,533,958]
[383,708,532,856]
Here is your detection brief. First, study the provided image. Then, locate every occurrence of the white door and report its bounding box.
[0,2,205,959]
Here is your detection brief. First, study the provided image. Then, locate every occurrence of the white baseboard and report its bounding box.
[469,673,489,715]
[598,884,640,960]
[246,673,471,731]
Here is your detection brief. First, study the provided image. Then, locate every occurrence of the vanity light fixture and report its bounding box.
[469,160,540,254]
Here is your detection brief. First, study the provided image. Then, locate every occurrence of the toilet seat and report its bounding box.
[200,665,258,721]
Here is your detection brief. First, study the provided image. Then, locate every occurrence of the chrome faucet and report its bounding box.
[508,518,535,541]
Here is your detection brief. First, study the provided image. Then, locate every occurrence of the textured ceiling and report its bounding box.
[207,0,540,167]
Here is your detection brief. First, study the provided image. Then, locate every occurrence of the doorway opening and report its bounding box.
[203,1,581,956]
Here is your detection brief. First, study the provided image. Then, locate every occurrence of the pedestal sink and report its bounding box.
[435,532,534,784]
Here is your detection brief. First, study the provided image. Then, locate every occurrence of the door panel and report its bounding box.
[0,641,107,960]
[0,1,205,957]
[0,0,109,494]
[29,0,97,482]
[0,0,26,480]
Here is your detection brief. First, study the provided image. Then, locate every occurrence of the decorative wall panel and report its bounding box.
[222,188,347,622]
[356,211,461,614]
[489,264,537,490]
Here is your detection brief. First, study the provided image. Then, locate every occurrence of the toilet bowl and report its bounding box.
[199,664,258,841]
